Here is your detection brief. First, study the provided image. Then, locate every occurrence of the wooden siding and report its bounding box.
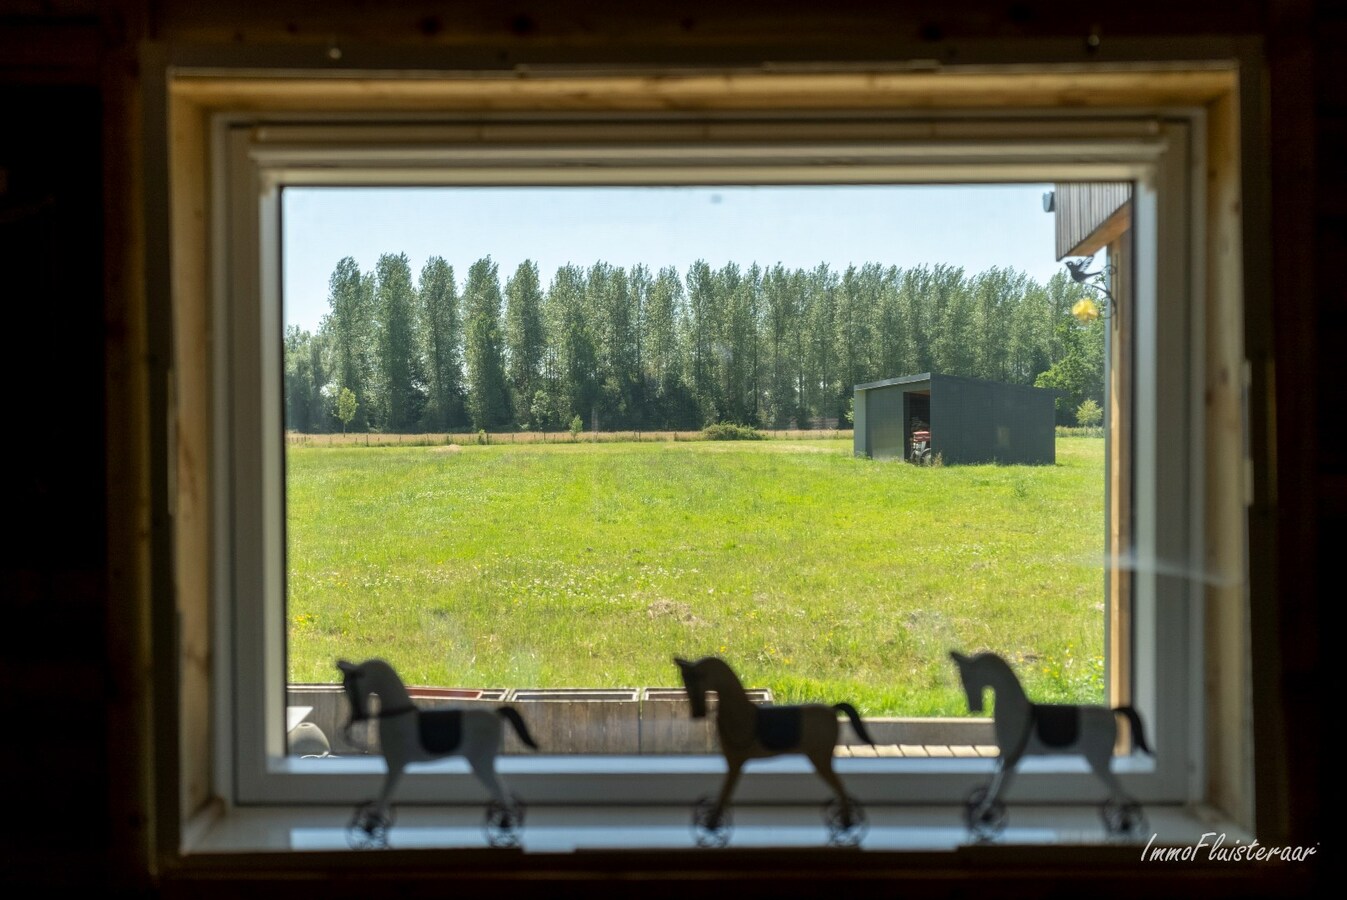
[1054,182,1133,260]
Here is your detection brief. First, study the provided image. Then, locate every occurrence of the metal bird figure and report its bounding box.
[1065,258,1104,283]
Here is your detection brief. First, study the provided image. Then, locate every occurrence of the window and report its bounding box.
[150,64,1259,859]
[279,181,1101,743]
[214,109,1210,823]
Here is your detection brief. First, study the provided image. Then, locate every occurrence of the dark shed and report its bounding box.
[853,373,1057,465]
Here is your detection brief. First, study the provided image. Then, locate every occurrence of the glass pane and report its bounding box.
[279,184,1109,758]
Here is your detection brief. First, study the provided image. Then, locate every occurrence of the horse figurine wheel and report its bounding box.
[337,658,538,849]
[674,655,875,848]
[949,650,1153,841]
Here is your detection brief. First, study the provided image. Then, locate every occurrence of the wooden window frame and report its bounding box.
[147,55,1256,855]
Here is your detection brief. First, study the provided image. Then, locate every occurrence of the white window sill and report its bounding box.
[186,802,1246,855]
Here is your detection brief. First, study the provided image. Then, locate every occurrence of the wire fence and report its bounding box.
[286,428,855,447]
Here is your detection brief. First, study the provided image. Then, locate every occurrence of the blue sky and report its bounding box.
[282,184,1063,335]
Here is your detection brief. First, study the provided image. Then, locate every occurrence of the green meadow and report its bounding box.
[286,436,1105,716]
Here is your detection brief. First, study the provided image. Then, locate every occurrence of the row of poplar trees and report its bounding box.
[283,253,1103,434]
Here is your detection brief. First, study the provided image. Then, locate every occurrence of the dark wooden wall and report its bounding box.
[0,1,1332,896]
[1,78,112,888]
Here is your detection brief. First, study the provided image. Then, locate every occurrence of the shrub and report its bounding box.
[569,415,584,439]
[1075,398,1103,428]
[701,422,767,441]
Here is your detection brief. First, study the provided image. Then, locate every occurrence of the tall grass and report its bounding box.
[286,437,1105,716]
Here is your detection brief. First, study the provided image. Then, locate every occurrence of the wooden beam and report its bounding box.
[1064,201,1132,260]
[169,68,1236,113]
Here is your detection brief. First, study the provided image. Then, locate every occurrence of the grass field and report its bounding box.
[286,436,1105,716]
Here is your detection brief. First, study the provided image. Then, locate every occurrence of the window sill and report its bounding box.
[187,801,1244,855]
[167,803,1319,900]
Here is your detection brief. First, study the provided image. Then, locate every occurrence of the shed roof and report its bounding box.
[854,373,1059,397]
[854,373,933,391]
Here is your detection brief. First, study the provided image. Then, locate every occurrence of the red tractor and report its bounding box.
[909,421,932,464]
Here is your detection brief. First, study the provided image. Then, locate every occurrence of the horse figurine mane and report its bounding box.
[674,655,875,847]
[950,649,1151,839]
[338,658,538,848]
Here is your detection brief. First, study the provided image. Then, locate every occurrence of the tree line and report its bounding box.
[284,254,1104,434]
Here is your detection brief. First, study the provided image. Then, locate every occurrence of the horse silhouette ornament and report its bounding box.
[674,655,875,847]
[949,650,1152,840]
[337,658,538,848]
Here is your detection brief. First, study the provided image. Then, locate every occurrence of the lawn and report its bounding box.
[286,436,1105,716]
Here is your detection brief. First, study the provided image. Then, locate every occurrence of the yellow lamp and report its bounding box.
[1072,297,1101,324]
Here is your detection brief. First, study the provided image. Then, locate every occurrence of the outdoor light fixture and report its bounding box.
[1065,256,1117,324]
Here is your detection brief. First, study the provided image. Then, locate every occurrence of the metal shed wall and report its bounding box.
[854,374,931,460]
[930,375,986,465]
[864,381,909,459]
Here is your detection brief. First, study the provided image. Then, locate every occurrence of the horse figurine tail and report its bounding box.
[497,706,539,750]
[832,703,876,746]
[1113,706,1152,755]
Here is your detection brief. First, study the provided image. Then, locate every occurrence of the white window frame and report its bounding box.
[215,111,1205,812]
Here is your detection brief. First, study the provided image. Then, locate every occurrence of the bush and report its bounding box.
[701,422,767,441]
[1075,398,1103,428]
[569,415,584,438]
